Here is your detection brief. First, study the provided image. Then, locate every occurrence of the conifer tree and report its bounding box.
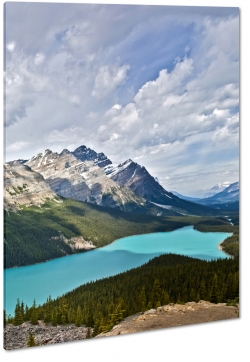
[27,332,38,347]
[146,301,152,310]
[176,293,183,304]
[232,273,239,300]
[14,299,23,326]
[224,273,233,301]
[111,303,125,326]
[190,288,196,302]
[30,300,38,325]
[151,279,161,308]
[162,290,170,305]
[86,327,92,339]
[199,280,206,300]
[52,310,57,326]
[100,317,109,334]
[21,301,25,318]
[25,305,30,321]
[75,305,82,327]
[103,302,125,332]
[57,296,68,325]
[85,299,94,326]
[92,308,104,336]
[210,273,219,304]
[93,320,101,337]
[137,286,146,312]
[44,296,53,324]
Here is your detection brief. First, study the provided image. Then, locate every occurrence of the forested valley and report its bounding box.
[4,196,238,268]
[6,253,239,336]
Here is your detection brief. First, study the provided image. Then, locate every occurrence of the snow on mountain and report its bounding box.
[197,181,239,207]
[104,159,215,215]
[6,144,220,216]
[72,145,112,168]
[25,149,148,212]
[202,182,231,198]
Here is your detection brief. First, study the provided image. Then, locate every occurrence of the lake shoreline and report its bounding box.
[5,224,234,270]
[4,225,192,270]
[218,242,234,259]
[4,226,232,316]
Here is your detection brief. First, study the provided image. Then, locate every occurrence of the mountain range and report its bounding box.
[172,181,239,211]
[4,144,239,268]
[4,161,57,210]
[196,181,239,209]
[4,145,219,217]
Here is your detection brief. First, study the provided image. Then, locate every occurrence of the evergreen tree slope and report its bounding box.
[10,254,238,333]
[4,198,192,268]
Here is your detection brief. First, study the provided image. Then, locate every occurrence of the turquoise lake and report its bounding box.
[4,226,231,316]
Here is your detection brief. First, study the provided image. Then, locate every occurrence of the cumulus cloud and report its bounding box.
[7,42,16,52]
[7,141,30,152]
[34,53,45,65]
[4,3,239,193]
[112,104,122,110]
[92,64,130,99]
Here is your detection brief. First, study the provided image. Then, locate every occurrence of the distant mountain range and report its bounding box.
[4,144,239,268]
[4,144,218,216]
[171,191,201,203]
[172,182,231,200]
[196,181,239,209]
[172,181,239,210]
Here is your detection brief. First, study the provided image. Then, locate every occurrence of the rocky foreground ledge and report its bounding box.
[4,301,239,350]
[96,301,239,338]
[4,322,89,350]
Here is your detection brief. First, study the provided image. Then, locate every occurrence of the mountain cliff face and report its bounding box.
[4,161,57,210]
[25,149,147,212]
[5,144,219,216]
[72,145,112,168]
[105,159,178,204]
[104,160,215,215]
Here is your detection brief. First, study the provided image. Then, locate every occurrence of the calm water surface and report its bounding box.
[4,226,231,315]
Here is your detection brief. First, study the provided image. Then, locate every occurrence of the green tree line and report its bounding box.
[4,196,238,268]
[6,254,239,335]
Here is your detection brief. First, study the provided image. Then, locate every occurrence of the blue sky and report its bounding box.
[4,3,239,196]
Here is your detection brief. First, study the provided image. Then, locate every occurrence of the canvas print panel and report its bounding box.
[4,2,239,350]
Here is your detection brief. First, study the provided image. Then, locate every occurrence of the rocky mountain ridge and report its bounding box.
[5,144,218,216]
[4,162,57,210]
[25,148,149,213]
[104,159,215,215]
[196,181,239,207]
[203,182,230,198]
[72,145,112,168]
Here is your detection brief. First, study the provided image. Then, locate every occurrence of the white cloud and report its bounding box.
[109,133,120,141]
[34,53,45,65]
[92,64,130,99]
[7,141,30,152]
[7,42,16,52]
[4,4,239,194]
[112,104,122,110]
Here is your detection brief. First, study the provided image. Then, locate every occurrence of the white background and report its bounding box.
[1,1,249,361]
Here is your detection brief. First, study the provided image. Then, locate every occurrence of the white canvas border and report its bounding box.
[1,1,249,361]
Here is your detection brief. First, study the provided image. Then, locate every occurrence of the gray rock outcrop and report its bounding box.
[4,321,90,350]
[26,149,146,211]
[4,161,57,210]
